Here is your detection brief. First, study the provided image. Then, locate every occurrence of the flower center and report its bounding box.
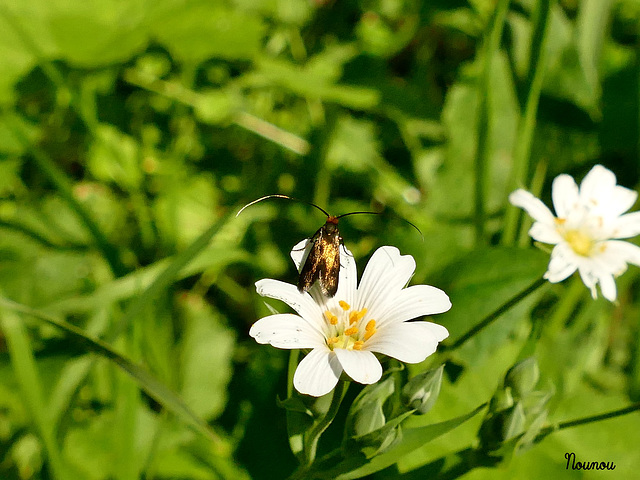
[323,300,377,351]
[555,218,594,257]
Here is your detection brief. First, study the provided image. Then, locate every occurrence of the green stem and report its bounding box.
[305,381,348,465]
[536,401,640,442]
[474,0,511,245]
[502,0,553,246]
[544,275,585,336]
[444,277,547,352]
[290,380,349,480]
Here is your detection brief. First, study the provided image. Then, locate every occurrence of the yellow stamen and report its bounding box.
[364,320,377,341]
[357,308,368,320]
[325,311,338,325]
[327,336,339,345]
[344,326,358,336]
[353,341,364,350]
[339,300,350,310]
[555,217,566,226]
[349,311,359,324]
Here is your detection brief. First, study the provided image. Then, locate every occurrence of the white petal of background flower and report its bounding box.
[579,164,616,206]
[612,212,640,239]
[595,271,617,302]
[511,164,640,302]
[250,314,324,349]
[605,240,640,267]
[577,267,599,298]
[591,242,629,276]
[552,174,579,218]
[604,186,638,217]
[334,349,382,385]
[509,189,556,224]
[544,244,578,282]
[294,349,342,397]
[528,222,563,244]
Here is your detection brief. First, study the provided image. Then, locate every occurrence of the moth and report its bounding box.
[237,194,421,298]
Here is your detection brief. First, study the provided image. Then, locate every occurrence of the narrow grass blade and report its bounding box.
[0,297,223,447]
[0,307,71,480]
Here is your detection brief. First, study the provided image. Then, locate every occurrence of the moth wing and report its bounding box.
[318,234,340,297]
[297,229,323,293]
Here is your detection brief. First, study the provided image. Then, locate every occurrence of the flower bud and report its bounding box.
[402,365,444,415]
[504,357,539,397]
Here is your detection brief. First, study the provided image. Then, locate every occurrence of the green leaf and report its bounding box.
[332,405,486,480]
[0,10,35,104]
[178,294,235,420]
[88,125,143,191]
[152,3,266,63]
[435,247,548,363]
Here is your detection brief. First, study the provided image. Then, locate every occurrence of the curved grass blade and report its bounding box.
[0,297,223,447]
[0,307,72,480]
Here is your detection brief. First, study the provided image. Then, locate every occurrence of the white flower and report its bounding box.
[249,242,451,397]
[509,164,640,302]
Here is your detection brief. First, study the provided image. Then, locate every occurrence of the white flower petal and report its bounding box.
[552,174,580,218]
[597,272,617,302]
[590,247,626,278]
[357,246,416,319]
[577,266,599,299]
[509,189,556,224]
[334,244,358,303]
[579,165,616,208]
[294,349,342,397]
[606,186,638,217]
[544,244,578,283]
[368,321,448,363]
[604,240,640,268]
[529,222,563,244]
[256,278,325,326]
[611,211,640,239]
[291,238,311,271]
[249,314,324,349]
[375,285,451,329]
[334,349,382,385]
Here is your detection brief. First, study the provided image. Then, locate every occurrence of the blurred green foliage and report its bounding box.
[0,0,639,478]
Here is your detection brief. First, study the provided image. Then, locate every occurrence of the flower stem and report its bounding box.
[536,401,640,442]
[303,381,349,468]
[444,277,547,351]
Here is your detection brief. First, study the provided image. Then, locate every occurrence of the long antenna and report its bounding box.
[237,194,424,241]
[337,211,424,241]
[236,194,330,218]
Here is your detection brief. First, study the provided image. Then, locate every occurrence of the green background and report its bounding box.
[0,0,639,478]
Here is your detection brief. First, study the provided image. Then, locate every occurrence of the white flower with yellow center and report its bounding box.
[509,164,640,302]
[249,242,451,397]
